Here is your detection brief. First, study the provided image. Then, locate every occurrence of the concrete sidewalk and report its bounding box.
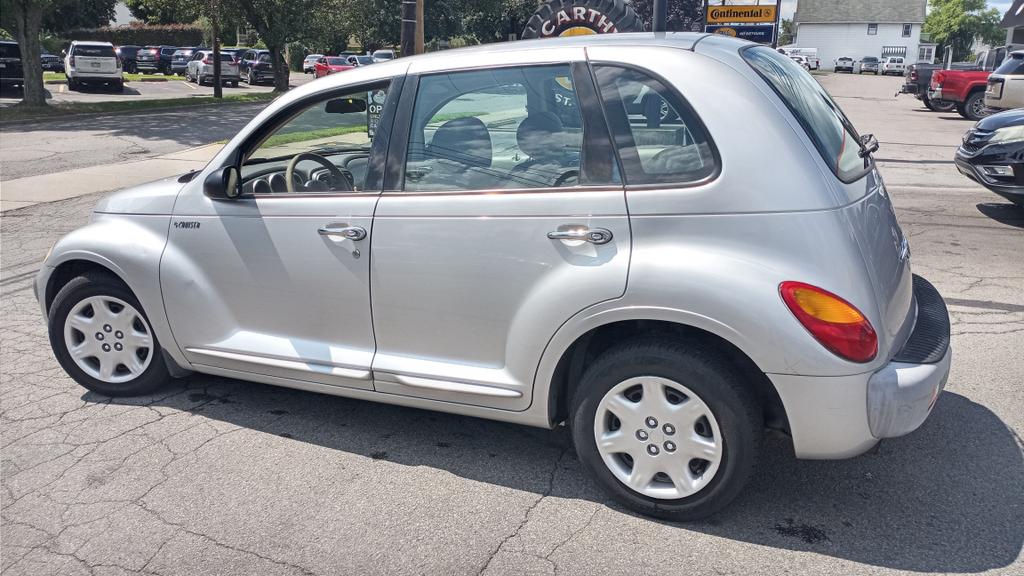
[0,143,221,212]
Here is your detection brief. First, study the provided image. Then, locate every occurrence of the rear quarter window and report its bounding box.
[743,46,869,183]
[0,43,20,58]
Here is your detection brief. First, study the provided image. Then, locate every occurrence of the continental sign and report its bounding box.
[706,5,777,25]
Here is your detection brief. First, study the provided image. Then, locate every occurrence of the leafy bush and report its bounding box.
[65,23,204,47]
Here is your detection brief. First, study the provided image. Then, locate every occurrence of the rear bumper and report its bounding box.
[68,71,122,81]
[770,274,951,459]
[927,88,959,103]
[900,82,921,96]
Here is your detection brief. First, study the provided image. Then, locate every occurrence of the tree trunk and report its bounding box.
[10,1,47,107]
[267,42,289,92]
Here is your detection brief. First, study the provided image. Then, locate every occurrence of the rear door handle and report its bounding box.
[318,224,366,241]
[547,227,613,245]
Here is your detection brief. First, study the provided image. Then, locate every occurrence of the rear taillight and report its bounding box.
[203,58,211,64]
[910,69,917,81]
[69,55,75,67]
[779,281,877,363]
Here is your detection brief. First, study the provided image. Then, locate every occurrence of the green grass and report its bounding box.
[43,72,172,83]
[259,125,366,148]
[0,92,278,123]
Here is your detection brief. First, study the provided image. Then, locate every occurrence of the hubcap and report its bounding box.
[971,98,986,117]
[63,295,153,384]
[593,376,723,500]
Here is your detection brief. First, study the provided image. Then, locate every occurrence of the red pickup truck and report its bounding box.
[929,46,1023,120]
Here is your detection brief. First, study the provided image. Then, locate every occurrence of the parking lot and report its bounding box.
[0,72,312,106]
[1,71,1022,576]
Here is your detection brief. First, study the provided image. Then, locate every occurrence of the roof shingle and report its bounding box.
[794,0,927,24]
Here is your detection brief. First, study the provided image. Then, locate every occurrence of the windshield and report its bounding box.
[743,46,869,182]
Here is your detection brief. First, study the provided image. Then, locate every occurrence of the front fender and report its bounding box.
[38,213,188,368]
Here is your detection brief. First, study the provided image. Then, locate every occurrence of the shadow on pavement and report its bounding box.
[977,202,1024,228]
[87,376,1024,573]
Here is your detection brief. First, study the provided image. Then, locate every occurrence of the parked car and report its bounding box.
[219,47,245,62]
[170,47,204,75]
[41,51,64,72]
[303,53,324,74]
[238,49,273,84]
[372,49,395,62]
[185,49,240,87]
[0,40,24,88]
[347,55,375,67]
[881,56,906,76]
[985,50,1024,111]
[834,56,854,73]
[313,56,353,78]
[858,56,880,74]
[928,45,1022,121]
[35,33,950,522]
[899,62,973,112]
[789,54,810,70]
[136,45,177,74]
[64,41,122,92]
[114,45,141,73]
[955,108,1024,206]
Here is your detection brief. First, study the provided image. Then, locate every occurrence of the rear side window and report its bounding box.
[995,54,1024,75]
[743,46,868,182]
[592,65,716,186]
[73,45,116,58]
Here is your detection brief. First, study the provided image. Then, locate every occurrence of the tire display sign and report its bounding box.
[705,5,776,25]
[705,24,775,44]
[522,0,641,39]
[366,89,386,137]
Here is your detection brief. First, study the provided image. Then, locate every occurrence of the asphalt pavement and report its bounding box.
[1,72,1022,576]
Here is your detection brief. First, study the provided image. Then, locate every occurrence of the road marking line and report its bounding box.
[181,81,197,90]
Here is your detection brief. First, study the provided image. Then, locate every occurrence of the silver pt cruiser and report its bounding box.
[36,33,951,520]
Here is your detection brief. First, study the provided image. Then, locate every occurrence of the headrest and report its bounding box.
[516,111,568,162]
[427,116,492,168]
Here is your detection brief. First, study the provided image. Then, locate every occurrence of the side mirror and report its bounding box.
[325,97,367,114]
[204,166,241,200]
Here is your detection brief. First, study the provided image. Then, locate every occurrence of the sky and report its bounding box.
[779,0,1015,20]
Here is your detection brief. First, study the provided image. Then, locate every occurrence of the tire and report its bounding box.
[48,272,171,397]
[111,80,123,93]
[198,74,206,86]
[523,0,641,39]
[958,91,988,121]
[230,81,238,88]
[569,339,761,521]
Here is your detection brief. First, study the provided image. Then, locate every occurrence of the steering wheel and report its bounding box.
[285,152,351,193]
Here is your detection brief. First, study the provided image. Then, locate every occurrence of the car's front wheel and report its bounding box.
[48,272,171,397]
[570,339,761,521]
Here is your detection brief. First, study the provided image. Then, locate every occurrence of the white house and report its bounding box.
[793,0,929,70]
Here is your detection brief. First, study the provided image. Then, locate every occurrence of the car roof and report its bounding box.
[72,41,114,46]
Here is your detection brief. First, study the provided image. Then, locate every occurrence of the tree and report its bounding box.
[44,0,116,33]
[924,0,1004,62]
[1,0,55,106]
[234,0,321,91]
[341,0,400,53]
[631,0,704,32]
[124,0,201,24]
[778,18,794,46]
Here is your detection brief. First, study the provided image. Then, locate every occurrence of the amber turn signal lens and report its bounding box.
[780,281,877,363]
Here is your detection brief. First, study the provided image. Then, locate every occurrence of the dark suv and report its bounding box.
[0,41,24,88]
[239,49,273,84]
[136,45,177,74]
[170,47,204,75]
[115,45,142,73]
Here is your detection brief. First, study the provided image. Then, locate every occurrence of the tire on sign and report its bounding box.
[522,0,641,40]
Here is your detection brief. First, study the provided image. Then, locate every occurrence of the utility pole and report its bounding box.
[416,0,424,54]
[653,0,666,32]
[210,0,222,98]
[401,0,416,57]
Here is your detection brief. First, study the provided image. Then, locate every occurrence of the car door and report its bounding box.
[162,76,402,390]
[369,57,629,410]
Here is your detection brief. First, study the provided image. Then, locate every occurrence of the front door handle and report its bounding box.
[318,224,367,241]
[547,227,613,245]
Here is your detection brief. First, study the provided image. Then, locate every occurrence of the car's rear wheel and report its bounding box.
[48,272,171,397]
[570,339,761,521]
